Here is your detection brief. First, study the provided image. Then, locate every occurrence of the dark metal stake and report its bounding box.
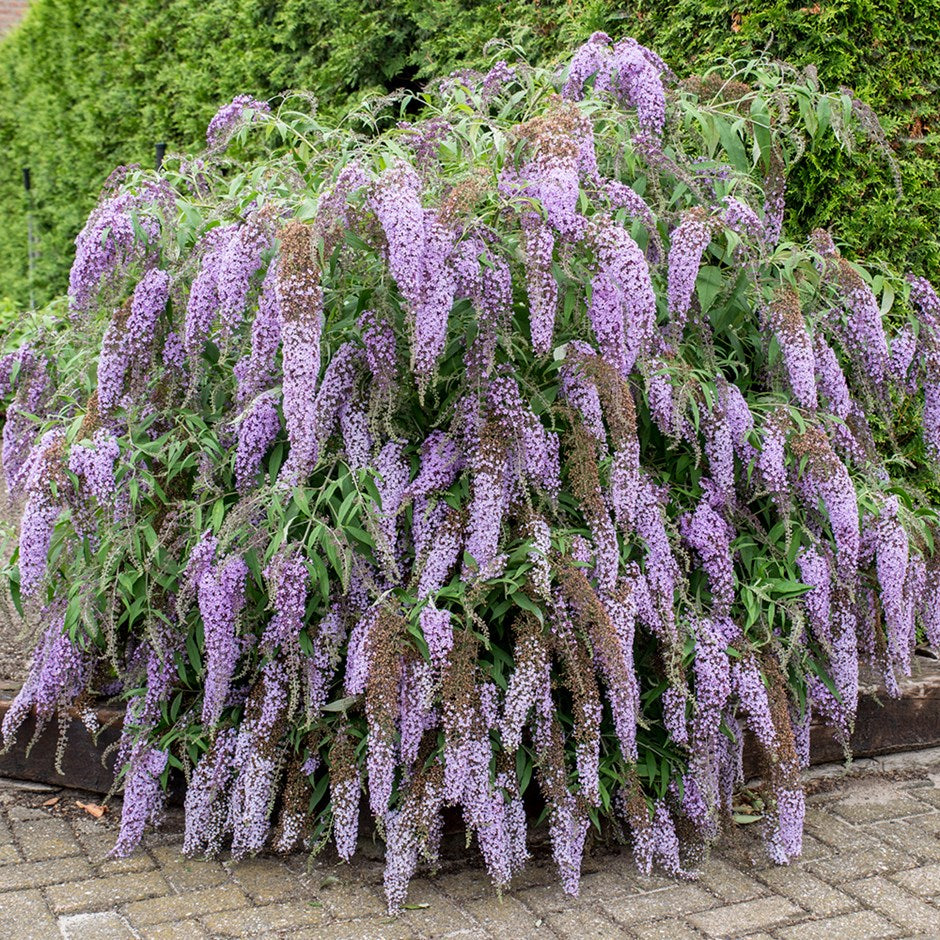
[23,168,35,312]
[155,142,166,171]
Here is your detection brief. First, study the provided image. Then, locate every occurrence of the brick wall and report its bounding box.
[0,0,29,34]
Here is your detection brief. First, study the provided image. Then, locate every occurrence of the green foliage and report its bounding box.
[626,0,940,287]
[2,43,936,899]
[0,1,936,307]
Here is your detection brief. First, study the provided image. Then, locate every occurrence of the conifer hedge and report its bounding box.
[0,1,937,306]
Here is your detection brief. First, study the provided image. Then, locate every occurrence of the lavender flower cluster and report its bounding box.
[5,32,940,919]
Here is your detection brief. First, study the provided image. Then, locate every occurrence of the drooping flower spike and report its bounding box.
[2,33,938,917]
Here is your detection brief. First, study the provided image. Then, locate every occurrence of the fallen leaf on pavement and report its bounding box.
[76,801,107,818]
[42,796,60,807]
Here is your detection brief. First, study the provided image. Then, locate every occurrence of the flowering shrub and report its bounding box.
[2,34,938,910]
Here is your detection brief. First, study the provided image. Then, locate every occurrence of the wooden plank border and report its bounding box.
[0,700,122,792]
[3,655,940,793]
